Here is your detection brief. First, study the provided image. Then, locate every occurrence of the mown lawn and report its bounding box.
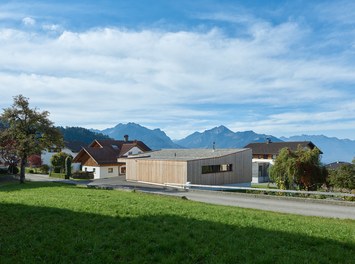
[0,182,354,263]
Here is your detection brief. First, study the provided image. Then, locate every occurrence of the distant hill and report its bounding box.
[175,125,282,148]
[281,135,355,164]
[92,122,182,150]
[58,126,111,145]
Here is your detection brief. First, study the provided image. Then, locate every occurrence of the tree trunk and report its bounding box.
[20,156,27,184]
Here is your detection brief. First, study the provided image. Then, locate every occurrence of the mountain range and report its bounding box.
[91,123,181,150]
[90,122,355,164]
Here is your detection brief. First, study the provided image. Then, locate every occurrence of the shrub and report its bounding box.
[53,166,61,173]
[39,164,50,174]
[328,164,355,190]
[71,171,94,180]
[0,168,8,174]
[8,165,19,174]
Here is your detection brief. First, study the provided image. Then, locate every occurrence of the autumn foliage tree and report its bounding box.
[269,146,327,191]
[27,154,42,167]
[0,137,20,174]
[0,95,63,183]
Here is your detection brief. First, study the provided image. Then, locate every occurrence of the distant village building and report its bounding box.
[41,141,85,171]
[244,140,322,183]
[73,136,151,179]
[325,161,351,170]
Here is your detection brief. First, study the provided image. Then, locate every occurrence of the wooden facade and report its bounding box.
[126,160,187,184]
[125,149,252,186]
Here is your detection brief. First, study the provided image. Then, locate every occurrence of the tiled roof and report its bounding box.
[126,148,249,161]
[244,141,322,155]
[64,141,86,153]
[325,161,352,170]
[73,139,151,165]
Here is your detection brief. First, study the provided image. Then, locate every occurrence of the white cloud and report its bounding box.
[42,23,63,32]
[22,16,36,26]
[0,18,354,139]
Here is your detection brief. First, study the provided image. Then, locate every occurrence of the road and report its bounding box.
[24,174,355,219]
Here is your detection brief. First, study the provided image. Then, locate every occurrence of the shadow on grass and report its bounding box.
[0,203,354,263]
[0,180,182,194]
[0,181,77,192]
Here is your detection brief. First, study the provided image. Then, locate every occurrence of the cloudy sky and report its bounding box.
[0,0,354,140]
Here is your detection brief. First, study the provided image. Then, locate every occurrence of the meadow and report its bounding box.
[0,181,354,263]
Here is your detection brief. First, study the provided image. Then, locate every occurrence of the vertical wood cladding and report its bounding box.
[126,149,252,185]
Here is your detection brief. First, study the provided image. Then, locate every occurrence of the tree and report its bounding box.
[328,164,355,190]
[0,95,63,183]
[50,152,71,173]
[269,146,327,191]
[27,154,42,167]
[0,137,20,174]
[65,156,72,179]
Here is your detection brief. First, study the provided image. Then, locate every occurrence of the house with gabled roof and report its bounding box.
[41,141,86,171]
[73,135,151,179]
[244,140,322,183]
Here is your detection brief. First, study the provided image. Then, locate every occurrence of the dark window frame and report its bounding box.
[201,164,233,174]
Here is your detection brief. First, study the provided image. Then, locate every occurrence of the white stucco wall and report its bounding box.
[41,148,78,166]
[123,146,145,157]
[82,165,119,179]
[251,159,274,183]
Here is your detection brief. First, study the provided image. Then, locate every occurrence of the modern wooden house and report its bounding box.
[73,136,151,179]
[120,148,252,186]
[244,140,322,183]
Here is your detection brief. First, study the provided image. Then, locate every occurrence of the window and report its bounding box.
[108,168,113,173]
[120,166,126,175]
[202,164,233,174]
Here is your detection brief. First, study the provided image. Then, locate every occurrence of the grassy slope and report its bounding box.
[0,182,354,263]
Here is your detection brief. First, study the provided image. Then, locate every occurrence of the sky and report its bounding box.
[0,0,354,140]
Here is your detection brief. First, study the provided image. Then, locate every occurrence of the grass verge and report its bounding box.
[0,182,354,263]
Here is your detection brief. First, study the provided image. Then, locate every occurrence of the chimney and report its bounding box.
[266,138,271,144]
[124,135,129,142]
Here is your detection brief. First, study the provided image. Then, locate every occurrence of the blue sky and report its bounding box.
[0,0,354,140]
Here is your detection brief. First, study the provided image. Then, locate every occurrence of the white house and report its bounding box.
[41,141,85,171]
[73,136,151,179]
[244,141,322,183]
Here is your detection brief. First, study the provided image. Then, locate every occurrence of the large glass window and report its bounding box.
[202,164,233,174]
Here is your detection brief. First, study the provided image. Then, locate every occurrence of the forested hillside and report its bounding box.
[58,126,111,144]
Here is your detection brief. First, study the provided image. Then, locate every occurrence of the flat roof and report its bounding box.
[124,148,249,161]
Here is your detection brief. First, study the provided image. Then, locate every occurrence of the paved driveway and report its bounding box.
[25,174,355,219]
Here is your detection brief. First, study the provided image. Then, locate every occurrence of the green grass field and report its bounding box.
[0,182,354,263]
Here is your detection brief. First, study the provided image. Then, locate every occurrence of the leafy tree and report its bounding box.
[0,95,63,183]
[0,137,20,173]
[328,164,355,190]
[50,152,72,173]
[27,154,42,167]
[270,146,327,191]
